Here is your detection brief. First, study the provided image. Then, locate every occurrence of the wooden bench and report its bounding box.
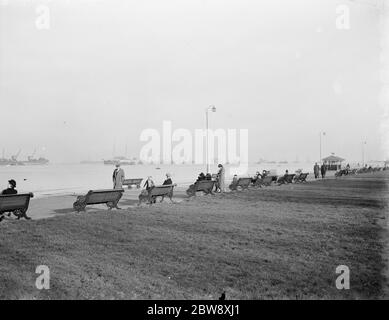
[277,174,295,185]
[0,193,34,221]
[229,177,252,191]
[295,172,309,182]
[122,178,143,189]
[138,184,175,205]
[261,176,274,186]
[73,189,124,212]
[186,180,215,197]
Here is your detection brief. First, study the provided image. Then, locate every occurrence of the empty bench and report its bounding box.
[138,184,175,205]
[73,189,124,212]
[123,178,143,189]
[186,180,215,197]
[0,193,34,221]
[229,177,252,191]
[294,172,309,183]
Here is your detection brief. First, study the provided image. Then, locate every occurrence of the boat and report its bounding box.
[22,156,49,165]
[103,156,136,165]
[21,149,49,165]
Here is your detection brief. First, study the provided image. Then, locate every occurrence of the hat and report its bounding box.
[115,162,121,167]
[8,179,16,188]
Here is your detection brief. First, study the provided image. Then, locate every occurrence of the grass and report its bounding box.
[0,173,388,299]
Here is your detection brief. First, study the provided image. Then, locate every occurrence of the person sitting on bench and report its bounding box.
[251,171,262,184]
[163,173,173,185]
[196,172,206,182]
[144,176,155,191]
[2,179,17,195]
[205,173,212,180]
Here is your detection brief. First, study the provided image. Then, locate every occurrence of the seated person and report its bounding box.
[196,172,205,182]
[163,173,173,185]
[205,173,212,180]
[2,179,17,195]
[229,175,239,190]
[251,171,262,184]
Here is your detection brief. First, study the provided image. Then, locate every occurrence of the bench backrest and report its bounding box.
[195,180,215,191]
[85,189,124,205]
[237,177,252,187]
[262,176,273,184]
[123,178,143,185]
[299,173,309,179]
[149,185,174,196]
[0,193,34,213]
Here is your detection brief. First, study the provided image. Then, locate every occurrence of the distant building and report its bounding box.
[322,154,345,171]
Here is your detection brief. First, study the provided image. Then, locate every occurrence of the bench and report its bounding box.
[186,180,215,197]
[0,193,34,221]
[73,189,124,212]
[295,172,309,182]
[138,184,175,205]
[123,178,143,189]
[229,177,252,191]
[277,174,295,185]
[260,176,274,186]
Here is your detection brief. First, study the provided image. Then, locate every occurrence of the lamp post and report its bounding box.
[362,141,367,167]
[205,105,216,173]
[319,132,326,163]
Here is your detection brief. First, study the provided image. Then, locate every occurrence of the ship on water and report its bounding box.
[103,156,136,165]
[21,149,49,165]
[0,149,24,166]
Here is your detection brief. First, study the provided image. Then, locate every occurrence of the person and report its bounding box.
[251,171,262,184]
[163,173,173,185]
[144,176,155,191]
[217,164,226,193]
[320,163,326,179]
[205,173,212,180]
[196,172,206,182]
[2,179,17,195]
[112,163,125,189]
[314,163,320,179]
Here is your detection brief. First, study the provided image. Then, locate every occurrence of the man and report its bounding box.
[321,163,327,179]
[2,179,17,195]
[112,163,125,189]
[314,163,320,179]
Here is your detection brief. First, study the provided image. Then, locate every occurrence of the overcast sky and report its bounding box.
[0,0,385,163]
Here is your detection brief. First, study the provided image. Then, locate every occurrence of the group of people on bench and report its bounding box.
[194,164,226,193]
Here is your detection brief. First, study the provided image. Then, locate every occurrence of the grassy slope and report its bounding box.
[0,174,387,299]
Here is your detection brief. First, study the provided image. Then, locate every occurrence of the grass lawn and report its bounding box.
[0,173,387,299]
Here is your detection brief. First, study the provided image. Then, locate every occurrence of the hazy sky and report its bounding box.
[0,0,385,163]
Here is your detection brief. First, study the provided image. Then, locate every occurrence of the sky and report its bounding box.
[0,0,386,163]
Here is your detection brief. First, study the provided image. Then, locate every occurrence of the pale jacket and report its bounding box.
[113,168,125,189]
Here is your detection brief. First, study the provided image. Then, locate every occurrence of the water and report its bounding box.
[0,162,316,198]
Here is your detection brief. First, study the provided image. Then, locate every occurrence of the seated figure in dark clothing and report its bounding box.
[2,179,17,195]
[163,173,173,185]
[1,179,18,220]
[196,172,206,182]
[205,173,212,180]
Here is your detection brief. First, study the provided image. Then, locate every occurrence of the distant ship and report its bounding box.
[104,156,136,165]
[22,156,49,165]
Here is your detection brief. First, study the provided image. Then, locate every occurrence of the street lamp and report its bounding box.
[362,141,367,167]
[205,105,216,173]
[319,131,326,163]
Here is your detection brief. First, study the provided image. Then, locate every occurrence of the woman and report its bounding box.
[217,164,226,193]
[144,176,155,191]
